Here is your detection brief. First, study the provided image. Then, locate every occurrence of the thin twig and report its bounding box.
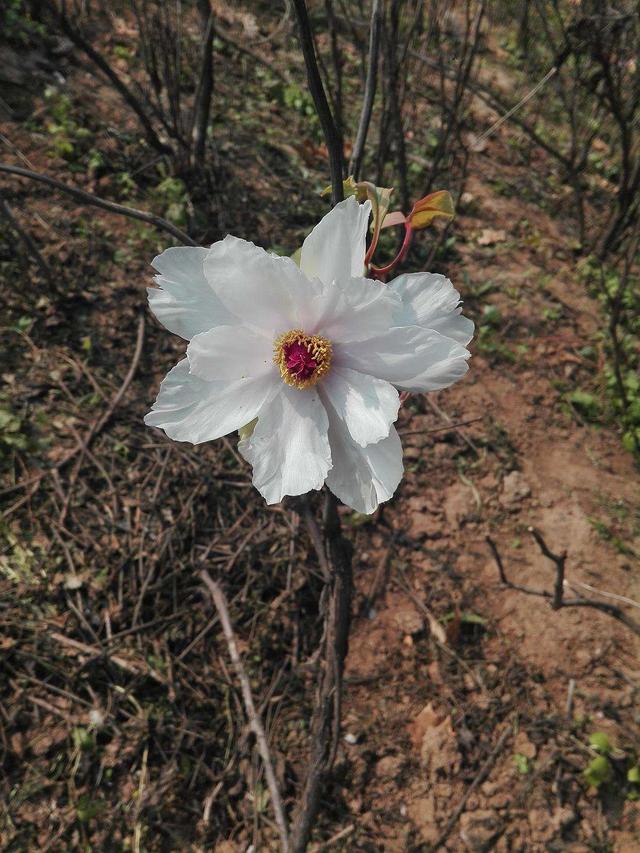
[565,579,640,611]
[0,196,52,283]
[528,526,566,610]
[290,491,352,853]
[0,163,196,246]
[349,0,382,180]
[57,5,171,156]
[191,6,215,169]
[59,315,145,526]
[200,571,291,853]
[430,725,512,851]
[487,532,640,636]
[291,0,344,203]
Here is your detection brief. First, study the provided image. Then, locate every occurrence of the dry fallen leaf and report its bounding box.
[478,228,507,246]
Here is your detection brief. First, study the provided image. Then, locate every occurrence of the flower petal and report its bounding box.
[148,246,236,340]
[325,402,403,514]
[300,196,372,285]
[306,275,400,344]
[203,235,312,336]
[337,326,471,392]
[187,325,273,381]
[321,367,399,447]
[145,358,278,444]
[389,272,474,344]
[239,386,331,504]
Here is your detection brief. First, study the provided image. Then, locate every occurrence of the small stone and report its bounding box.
[393,603,424,636]
[499,471,532,510]
[514,731,536,759]
[552,807,576,830]
[408,510,444,539]
[375,754,403,780]
[407,795,439,844]
[528,808,555,843]
[444,483,477,528]
[459,809,500,850]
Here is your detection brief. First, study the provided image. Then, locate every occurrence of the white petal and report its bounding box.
[337,326,471,392]
[145,358,278,444]
[307,275,400,344]
[325,402,403,514]
[300,196,372,285]
[239,386,331,504]
[389,272,474,344]
[203,235,314,336]
[148,246,236,340]
[187,325,273,381]
[321,367,399,447]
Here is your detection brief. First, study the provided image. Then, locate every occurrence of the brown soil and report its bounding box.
[1,5,639,852]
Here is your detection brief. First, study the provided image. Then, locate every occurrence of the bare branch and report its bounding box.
[56,5,172,157]
[290,491,353,853]
[528,526,566,610]
[200,571,291,853]
[291,0,344,205]
[191,5,215,169]
[486,532,640,637]
[0,163,197,246]
[0,196,52,284]
[349,0,383,180]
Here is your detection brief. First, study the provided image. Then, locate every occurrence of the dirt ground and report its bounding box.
[1,4,639,852]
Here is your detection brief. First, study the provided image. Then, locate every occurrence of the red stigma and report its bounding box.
[284,341,318,381]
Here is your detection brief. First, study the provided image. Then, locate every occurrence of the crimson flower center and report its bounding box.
[273,330,332,389]
[284,341,318,381]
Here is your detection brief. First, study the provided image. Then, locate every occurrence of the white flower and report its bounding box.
[145,197,473,513]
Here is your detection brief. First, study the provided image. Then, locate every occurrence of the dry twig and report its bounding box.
[487,529,640,636]
[200,570,291,852]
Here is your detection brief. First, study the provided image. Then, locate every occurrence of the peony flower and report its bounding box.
[145,197,473,513]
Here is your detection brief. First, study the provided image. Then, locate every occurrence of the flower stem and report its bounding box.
[370,223,414,280]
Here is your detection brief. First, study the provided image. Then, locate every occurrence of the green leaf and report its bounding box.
[589,731,612,755]
[584,755,612,787]
[408,190,455,230]
[627,765,640,784]
[76,794,104,822]
[513,753,530,775]
[482,305,502,327]
[570,390,599,417]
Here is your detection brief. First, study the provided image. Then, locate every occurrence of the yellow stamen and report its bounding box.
[273,329,332,390]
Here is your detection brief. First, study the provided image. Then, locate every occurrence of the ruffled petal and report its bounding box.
[325,401,403,514]
[203,235,314,336]
[320,367,399,448]
[187,325,273,381]
[145,358,278,444]
[300,196,372,285]
[389,272,474,344]
[238,386,331,504]
[148,246,236,340]
[336,326,470,392]
[305,275,400,344]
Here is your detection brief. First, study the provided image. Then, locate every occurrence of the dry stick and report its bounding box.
[487,531,640,636]
[59,315,145,526]
[291,493,353,853]
[200,571,291,853]
[0,163,197,246]
[429,725,512,851]
[191,6,215,169]
[291,0,344,203]
[0,196,52,283]
[349,0,382,180]
[57,5,171,157]
[288,4,353,851]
